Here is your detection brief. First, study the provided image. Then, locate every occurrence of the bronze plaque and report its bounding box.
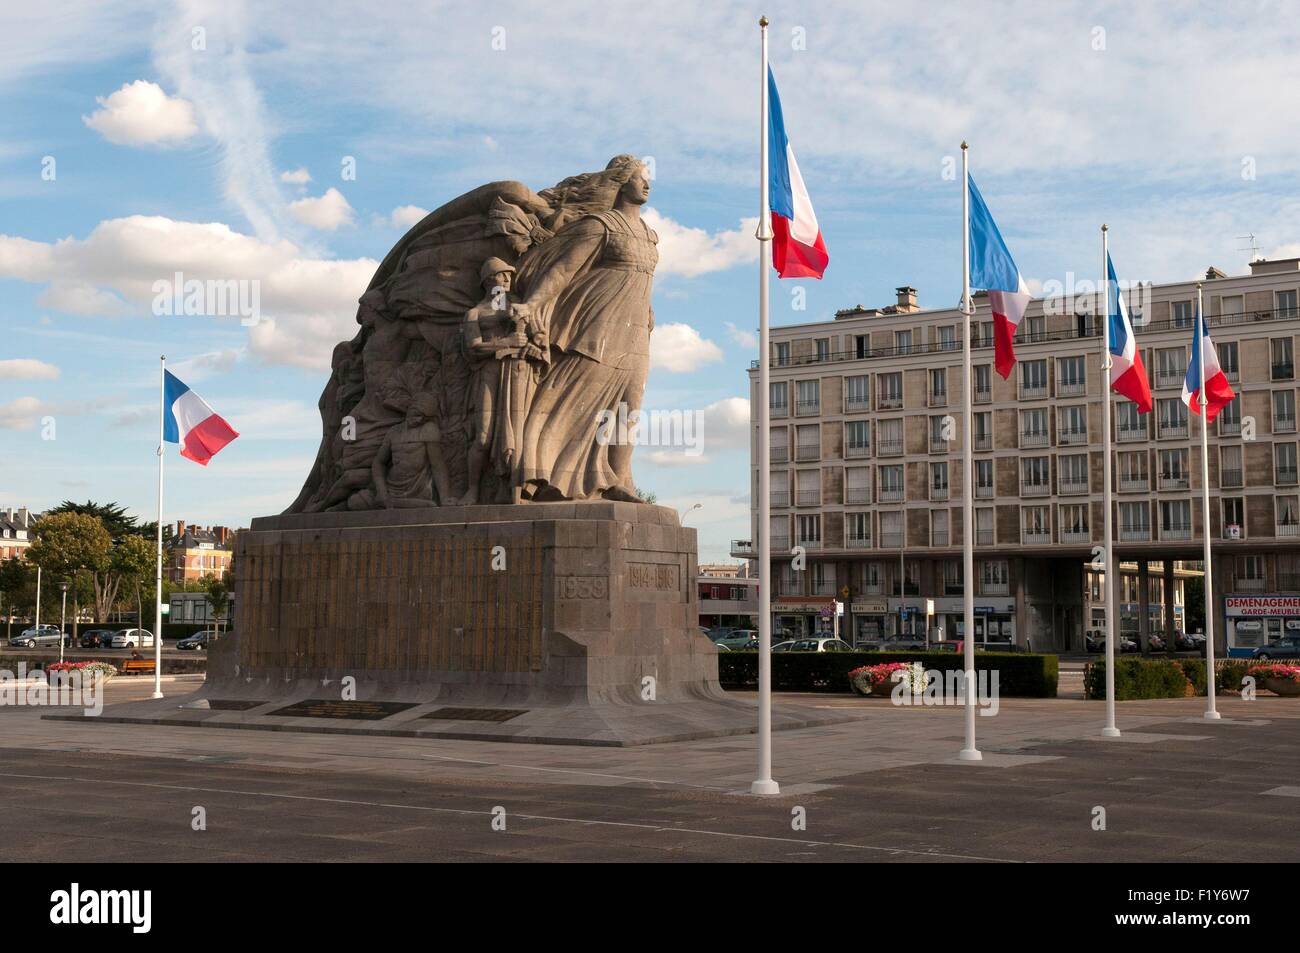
[267,699,416,720]
[421,707,527,723]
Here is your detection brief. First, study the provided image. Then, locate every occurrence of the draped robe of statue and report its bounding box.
[514,208,658,500]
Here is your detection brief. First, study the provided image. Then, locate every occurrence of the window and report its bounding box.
[929,414,951,450]
[1220,295,1243,318]
[769,381,789,415]
[878,418,903,455]
[973,364,991,401]
[796,514,821,547]
[1236,555,1265,587]
[770,515,789,548]
[1158,448,1189,489]
[1277,496,1300,536]
[1160,500,1192,539]
[1057,356,1086,395]
[861,561,884,594]
[1172,300,1194,328]
[815,338,830,362]
[1059,454,1089,493]
[973,411,992,450]
[895,329,913,354]
[845,512,872,547]
[1218,395,1241,434]
[1116,400,1144,439]
[845,374,870,410]
[930,367,947,405]
[1021,456,1051,495]
[845,466,871,504]
[938,326,957,351]
[1218,341,1239,381]
[769,427,789,462]
[796,469,820,506]
[1024,315,1046,342]
[1220,444,1243,488]
[854,335,870,359]
[976,508,995,544]
[1118,450,1148,490]
[1157,398,1188,438]
[1223,498,1244,539]
[795,424,819,461]
[1276,442,1298,485]
[1021,359,1048,397]
[845,420,871,457]
[796,379,820,415]
[879,464,905,501]
[1060,503,1089,540]
[1279,290,1299,319]
[980,559,1009,594]
[930,461,950,499]
[879,510,903,547]
[931,509,950,545]
[770,469,789,506]
[942,559,963,594]
[1059,405,1087,444]
[975,459,994,498]
[1274,390,1296,432]
[878,372,903,408]
[774,341,790,366]
[1155,347,1185,388]
[1021,408,1049,447]
[1119,501,1150,539]
[1022,505,1050,542]
[1272,338,1294,380]
[975,321,994,347]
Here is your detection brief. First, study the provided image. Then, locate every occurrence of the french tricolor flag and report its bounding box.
[1107,253,1153,413]
[968,175,1030,379]
[163,370,239,465]
[768,67,827,279]
[1181,306,1236,422]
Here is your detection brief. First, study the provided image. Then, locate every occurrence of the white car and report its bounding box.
[109,628,156,649]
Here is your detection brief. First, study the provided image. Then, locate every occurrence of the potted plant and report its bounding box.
[1249,664,1300,697]
[849,661,922,697]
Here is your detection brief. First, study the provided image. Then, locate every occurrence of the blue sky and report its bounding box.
[4,1,1300,561]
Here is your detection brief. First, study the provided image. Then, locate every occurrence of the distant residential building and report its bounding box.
[168,590,235,625]
[165,521,235,583]
[0,508,34,561]
[699,562,758,628]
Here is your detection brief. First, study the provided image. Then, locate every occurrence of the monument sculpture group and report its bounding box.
[288,154,657,512]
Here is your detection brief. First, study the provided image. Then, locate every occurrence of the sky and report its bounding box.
[4,0,1300,562]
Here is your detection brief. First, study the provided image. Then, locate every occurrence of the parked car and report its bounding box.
[715,629,759,650]
[1148,633,1167,652]
[79,629,115,648]
[176,630,217,651]
[9,625,67,648]
[108,628,155,649]
[771,640,795,652]
[787,637,853,653]
[1120,635,1138,653]
[706,627,735,642]
[1085,630,1104,652]
[1175,631,1204,651]
[1252,635,1300,660]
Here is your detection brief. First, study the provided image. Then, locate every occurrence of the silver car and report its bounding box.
[9,626,67,648]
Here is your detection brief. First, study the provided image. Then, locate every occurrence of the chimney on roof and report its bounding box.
[176,519,186,539]
[16,508,28,529]
[1205,266,1228,280]
[1249,257,1300,276]
[895,286,918,313]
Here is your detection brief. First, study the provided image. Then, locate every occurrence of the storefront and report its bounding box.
[1224,594,1300,657]
[849,600,888,646]
[929,597,1016,645]
[773,597,839,640]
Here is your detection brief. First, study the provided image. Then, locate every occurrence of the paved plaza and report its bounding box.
[0,675,1295,862]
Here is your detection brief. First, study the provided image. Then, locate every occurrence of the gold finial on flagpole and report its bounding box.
[961,141,968,150]
[1102,223,1108,232]
[759,15,768,27]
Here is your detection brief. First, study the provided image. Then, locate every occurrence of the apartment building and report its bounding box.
[0,508,34,561]
[698,563,759,629]
[165,521,235,583]
[737,260,1300,655]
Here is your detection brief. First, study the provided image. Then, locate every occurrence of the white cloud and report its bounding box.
[82,80,197,146]
[36,281,131,316]
[649,322,723,372]
[280,167,312,185]
[644,208,757,278]
[169,347,242,381]
[724,321,757,349]
[0,214,377,370]
[699,397,750,450]
[0,359,59,380]
[0,396,101,430]
[287,188,354,230]
[390,204,429,229]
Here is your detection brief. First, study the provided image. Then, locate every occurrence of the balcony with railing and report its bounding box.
[1059,478,1089,494]
[976,529,995,545]
[974,433,992,451]
[929,390,948,408]
[1276,414,1297,433]
[973,387,992,404]
[1220,468,1243,488]
[980,581,1010,595]
[771,402,789,419]
[770,490,789,508]
[929,437,951,454]
[844,395,871,413]
[878,532,903,548]
[931,484,950,501]
[795,399,821,416]
[796,536,821,551]
[1061,529,1090,544]
[770,445,788,463]
[730,539,754,557]
[1276,523,1300,538]
[795,442,820,462]
[1278,466,1299,486]
[1161,523,1192,541]
[846,533,872,549]
[1158,421,1188,439]
[845,486,871,504]
[811,579,836,595]
[1057,380,1086,397]
[1058,428,1088,446]
[879,486,904,502]
[1155,368,1183,389]
[1237,575,1266,590]
[878,439,904,456]
[1022,529,1051,545]
[1021,481,1051,497]
[1157,473,1189,491]
[1119,525,1151,542]
[878,393,903,410]
[1119,476,1149,492]
[975,483,994,499]
[932,530,950,546]
[1220,417,1241,435]
[1020,383,1048,400]
[1117,425,1147,442]
[1020,430,1050,449]
[796,488,821,506]
[1272,362,1294,381]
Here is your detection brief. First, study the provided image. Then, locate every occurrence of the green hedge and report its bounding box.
[719,650,1058,698]
[1084,658,1196,700]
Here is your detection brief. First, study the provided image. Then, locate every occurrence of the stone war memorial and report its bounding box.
[83,156,843,744]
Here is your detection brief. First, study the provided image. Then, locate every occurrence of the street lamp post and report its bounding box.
[58,581,70,665]
[681,502,702,524]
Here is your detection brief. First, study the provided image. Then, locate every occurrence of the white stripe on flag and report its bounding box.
[785,144,820,246]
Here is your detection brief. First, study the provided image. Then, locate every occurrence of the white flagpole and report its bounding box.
[959,142,981,761]
[1101,226,1120,737]
[1196,285,1221,720]
[153,355,166,700]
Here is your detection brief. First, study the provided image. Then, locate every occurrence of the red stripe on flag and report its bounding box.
[1188,372,1236,422]
[179,414,239,466]
[771,214,828,280]
[992,312,1016,379]
[1114,360,1153,414]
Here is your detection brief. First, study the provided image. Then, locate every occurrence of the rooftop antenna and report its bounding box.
[1237,233,1262,261]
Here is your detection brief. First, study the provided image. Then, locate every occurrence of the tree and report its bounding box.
[27,512,114,621]
[113,535,157,628]
[635,487,658,504]
[0,557,37,628]
[45,500,156,544]
[1183,575,1206,635]
[203,573,231,634]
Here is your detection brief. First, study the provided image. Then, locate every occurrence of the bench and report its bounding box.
[121,659,156,676]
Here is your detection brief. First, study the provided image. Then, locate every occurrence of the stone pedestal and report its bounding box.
[76,503,851,746]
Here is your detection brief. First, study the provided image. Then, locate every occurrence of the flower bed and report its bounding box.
[1249,663,1300,696]
[46,661,118,679]
[848,662,923,697]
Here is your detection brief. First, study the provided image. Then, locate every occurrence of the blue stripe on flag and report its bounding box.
[968,175,1021,292]
[767,66,795,221]
[162,370,189,444]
